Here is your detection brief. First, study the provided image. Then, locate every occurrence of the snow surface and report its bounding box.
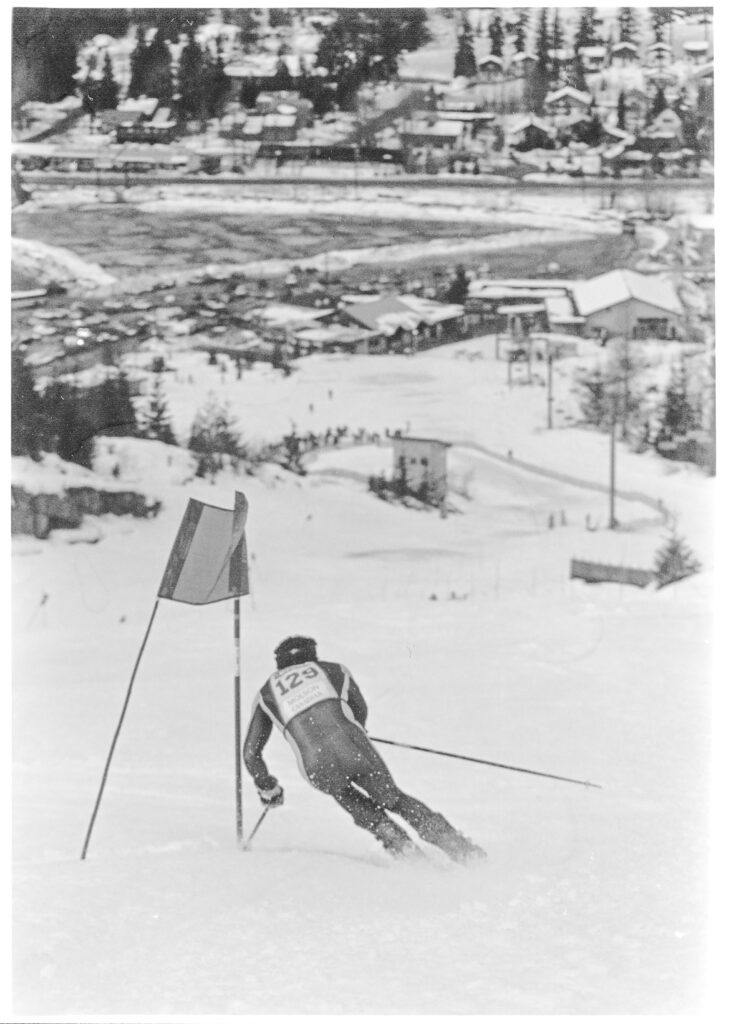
[10,332,719,1015]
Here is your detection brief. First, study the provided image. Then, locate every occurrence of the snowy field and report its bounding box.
[10,330,721,1016]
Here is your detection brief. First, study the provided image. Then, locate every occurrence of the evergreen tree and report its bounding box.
[650,7,674,43]
[11,351,44,460]
[55,391,95,468]
[97,373,137,437]
[189,396,241,459]
[177,35,206,120]
[95,53,119,111]
[272,57,293,92]
[139,374,176,445]
[656,362,701,440]
[617,7,637,45]
[488,13,505,58]
[513,8,530,53]
[550,8,564,78]
[570,54,588,93]
[229,8,260,51]
[128,25,148,99]
[573,7,600,54]
[616,89,627,130]
[204,46,230,120]
[141,30,173,102]
[654,529,701,587]
[446,264,470,303]
[650,85,669,120]
[454,15,477,79]
[528,7,551,113]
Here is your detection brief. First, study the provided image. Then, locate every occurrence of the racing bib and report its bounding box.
[266,662,338,727]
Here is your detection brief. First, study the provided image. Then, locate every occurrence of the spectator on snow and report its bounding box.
[243,635,485,862]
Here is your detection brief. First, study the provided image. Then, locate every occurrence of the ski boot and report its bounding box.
[438,831,487,865]
[373,818,423,860]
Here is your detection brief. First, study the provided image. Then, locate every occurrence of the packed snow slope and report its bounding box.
[12,337,715,1015]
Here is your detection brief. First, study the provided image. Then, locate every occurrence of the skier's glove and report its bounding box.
[257,782,284,807]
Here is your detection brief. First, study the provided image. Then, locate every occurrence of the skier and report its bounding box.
[243,635,485,862]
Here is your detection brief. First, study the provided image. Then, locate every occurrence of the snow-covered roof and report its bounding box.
[399,295,464,325]
[579,45,607,58]
[648,41,672,53]
[509,51,537,64]
[118,97,158,118]
[477,55,503,67]
[544,86,592,108]
[510,115,552,135]
[263,113,297,129]
[256,304,333,327]
[612,41,639,53]
[683,41,710,53]
[572,270,682,317]
[401,120,464,138]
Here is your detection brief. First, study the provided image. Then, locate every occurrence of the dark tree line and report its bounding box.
[315,8,430,109]
[11,352,176,468]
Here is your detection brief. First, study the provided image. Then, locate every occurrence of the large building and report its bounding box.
[571,270,684,339]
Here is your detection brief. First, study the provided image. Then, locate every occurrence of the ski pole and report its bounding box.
[242,805,271,850]
[370,737,602,789]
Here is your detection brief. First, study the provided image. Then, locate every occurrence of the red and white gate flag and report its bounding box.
[158,491,249,605]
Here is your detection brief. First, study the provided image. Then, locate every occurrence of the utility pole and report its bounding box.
[609,403,618,529]
[547,348,554,428]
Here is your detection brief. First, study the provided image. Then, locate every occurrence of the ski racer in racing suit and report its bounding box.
[243,635,485,862]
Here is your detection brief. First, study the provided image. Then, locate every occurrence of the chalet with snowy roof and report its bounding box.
[509,115,553,151]
[647,41,673,66]
[571,270,683,339]
[341,295,466,353]
[578,45,607,71]
[256,92,314,127]
[477,55,504,82]
[224,53,304,89]
[400,119,465,150]
[683,40,710,64]
[548,48,574,69]
[392,436,450,505]
[637,108,683,153]
[507,52,537,76]
[611,41,639,65]
[261,112,298,142]
[543,86,593,118]
[117,106,178,144]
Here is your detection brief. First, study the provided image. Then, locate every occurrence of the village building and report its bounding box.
[646,41,673,67]
[637,108,683,154]
[543,86,593,119]
[578,45,607,72]
[392,436,451,505]
[341,295,466,353]
[117,106,178,144]
[571,270,684,339]
[610,41,640,66]
[509,114,554,151]
[260,112,298,143]
[400,119,465,150]
[477,55,504,83]
[293,323,381,355]
[683,40,711,65]
[507,52,537,77]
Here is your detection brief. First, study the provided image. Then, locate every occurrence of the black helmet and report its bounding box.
[274,635,318,670]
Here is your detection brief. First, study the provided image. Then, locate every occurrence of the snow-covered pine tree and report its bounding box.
[488,13,504,58]
[654,529,701,588]
[11,350,44,460]
[454,15,477,79]
[139,374,176,445]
